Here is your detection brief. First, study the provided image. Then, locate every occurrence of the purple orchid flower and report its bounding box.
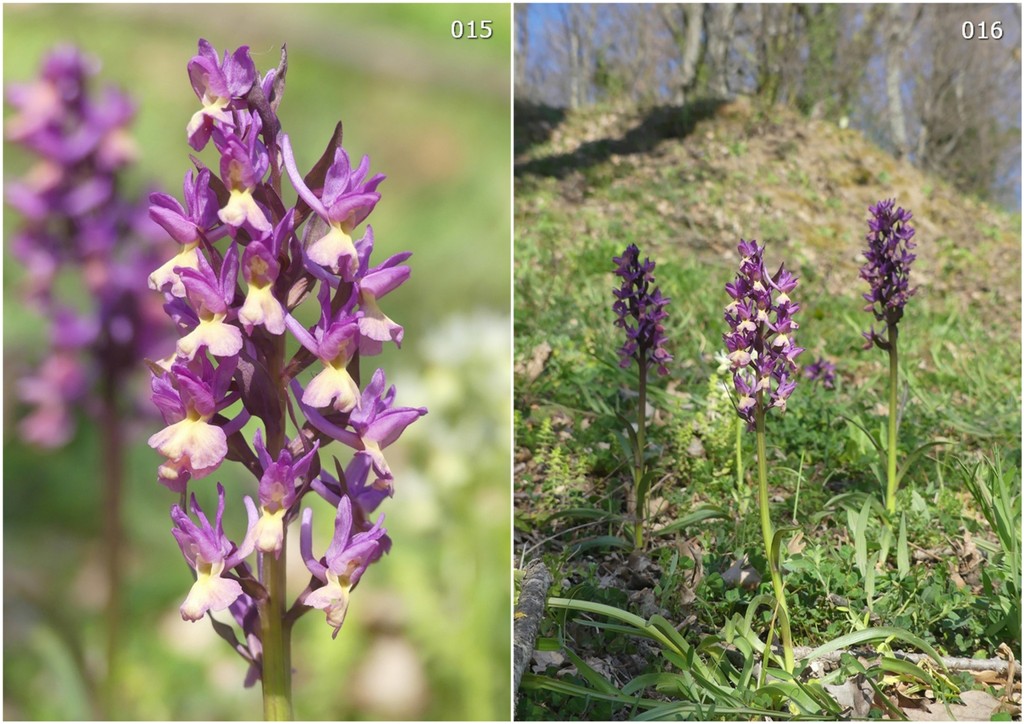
[186,39,257,151]
[148,169,221,297]
[148,356,238,491]
[281,134,384,279]
[175,243,243,361]
[171,483,257,621]
[250,428,319,555]
[299,498,389,638]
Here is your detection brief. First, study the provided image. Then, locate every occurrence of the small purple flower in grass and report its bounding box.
[300,498,389,638]
[804,357,836,389]
[612,244,672,375]
[171,483,257,621]
[723,239,803,427]
[860,199,916,349]
[186,40,256,151]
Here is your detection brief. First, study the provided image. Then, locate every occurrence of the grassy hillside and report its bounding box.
[514,99,1021,719]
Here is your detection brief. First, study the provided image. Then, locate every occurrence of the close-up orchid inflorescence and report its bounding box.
[146,39,425,717]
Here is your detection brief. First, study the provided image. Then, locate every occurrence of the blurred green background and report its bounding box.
[3,4,511,720]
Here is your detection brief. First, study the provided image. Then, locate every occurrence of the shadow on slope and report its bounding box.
[514,98,725,179]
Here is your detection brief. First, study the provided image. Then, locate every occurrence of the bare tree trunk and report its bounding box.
[679,3,704,103]
[884,5,918,159]
[706,3,736,98]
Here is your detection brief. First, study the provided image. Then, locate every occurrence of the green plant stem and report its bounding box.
[100,388,123,719]
[260,547,292,720]
[755,404,795,674]
[885,323,900,515]
[634,361,648,549]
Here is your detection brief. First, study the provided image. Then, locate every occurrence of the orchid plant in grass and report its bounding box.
[146,40,424,719]
[860,199,917,515]
[5,45,171,717]
[724,238,803,673]
[612,243,671,549]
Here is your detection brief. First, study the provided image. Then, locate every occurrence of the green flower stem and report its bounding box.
[634,361,648,550]
[260,547,293,720]
[100,387,123,719]
[755,404,795,674]
[885,323,900,515]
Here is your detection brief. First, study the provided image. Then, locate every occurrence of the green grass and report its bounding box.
[514,104,1021,718]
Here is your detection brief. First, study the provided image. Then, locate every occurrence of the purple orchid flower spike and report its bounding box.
[250,428,319,555]
[171,483,258,621]
[281,134,384,279]
[148,355,238,491]
[860,199,917,349]
[612,243,672,375]
[176,243,243,360]
[142,40,425,705]
[148,169,220,297]
[299,498,389,638]
[723,240,803,427]
[186,40,257,151]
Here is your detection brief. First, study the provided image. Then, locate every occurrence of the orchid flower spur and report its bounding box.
[611,243,671,549]
[723,238,802,674]
[4,45,174,717]
[146,39,424,719]
[860,199,917,514]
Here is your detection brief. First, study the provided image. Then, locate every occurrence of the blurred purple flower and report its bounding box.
[804,357,836,389]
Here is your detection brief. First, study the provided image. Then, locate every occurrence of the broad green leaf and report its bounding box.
[801,626,946,669]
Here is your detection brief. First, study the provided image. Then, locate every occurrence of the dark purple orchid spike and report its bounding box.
[145,39,425,705]
[723,239,803,428]
[612,243,672,375]
[860,199,917,350]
